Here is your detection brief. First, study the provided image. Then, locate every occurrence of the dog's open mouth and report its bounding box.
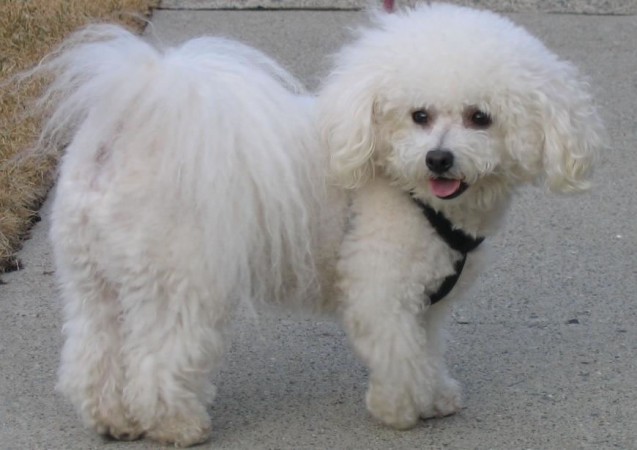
[429,178,469,199]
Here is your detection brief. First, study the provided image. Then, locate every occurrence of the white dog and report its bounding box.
[35,3,604,446]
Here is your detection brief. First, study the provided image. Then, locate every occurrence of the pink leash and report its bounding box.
[383,0,395,12]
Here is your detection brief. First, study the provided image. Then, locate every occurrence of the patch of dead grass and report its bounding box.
[0,0,157,272]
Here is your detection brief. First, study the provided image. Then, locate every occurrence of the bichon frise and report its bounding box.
[34,2,604,446]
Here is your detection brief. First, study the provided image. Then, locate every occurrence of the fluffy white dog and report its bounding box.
[35,2,604,446]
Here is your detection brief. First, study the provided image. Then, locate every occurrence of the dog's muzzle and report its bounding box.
[426,149,468,199]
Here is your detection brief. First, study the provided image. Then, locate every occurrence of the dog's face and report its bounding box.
[319,3,605,209]
[373,95,508,207]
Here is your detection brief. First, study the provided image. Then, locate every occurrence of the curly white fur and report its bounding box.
[34,3,604,446]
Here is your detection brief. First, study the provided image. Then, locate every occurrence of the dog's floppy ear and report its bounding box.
[506,60,605,193]
[538,62,605,193]
[318,70,378,189]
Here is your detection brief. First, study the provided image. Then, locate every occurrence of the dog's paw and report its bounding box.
[97,424,144,442]
[93,416,144,442]
[365,381,419,430]
[79,396,143,442]
[145,409,212,448]
[421,377,463,419]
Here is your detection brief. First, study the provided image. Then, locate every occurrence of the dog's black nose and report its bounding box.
[426,149,454,174]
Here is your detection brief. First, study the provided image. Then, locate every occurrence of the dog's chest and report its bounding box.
[333,179,481,307]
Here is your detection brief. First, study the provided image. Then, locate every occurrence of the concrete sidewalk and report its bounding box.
[160,0,637,14]
[1,4,636,450]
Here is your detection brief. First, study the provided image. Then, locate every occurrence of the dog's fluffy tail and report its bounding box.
[36,25,325,304]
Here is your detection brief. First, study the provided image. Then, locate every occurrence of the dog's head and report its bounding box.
[319,3,605,208]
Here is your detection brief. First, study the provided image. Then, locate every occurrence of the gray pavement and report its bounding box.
[1,4,636,450]
[159,0,637,15]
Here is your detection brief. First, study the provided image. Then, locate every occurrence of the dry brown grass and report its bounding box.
[0,0,157,272]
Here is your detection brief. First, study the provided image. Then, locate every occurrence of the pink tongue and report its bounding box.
[429,178,461,198]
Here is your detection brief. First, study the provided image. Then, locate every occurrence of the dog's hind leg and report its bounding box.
[56,274,143,441]
[117,267,230,447]
[53,231,142,441]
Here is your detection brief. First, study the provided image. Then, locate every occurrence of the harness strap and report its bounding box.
[410,194,485,304]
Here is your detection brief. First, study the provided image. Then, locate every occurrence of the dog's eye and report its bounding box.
[469,110,492,128]
[412,110,429,125]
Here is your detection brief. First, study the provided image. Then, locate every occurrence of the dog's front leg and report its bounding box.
[420,300,463,419]
[341,289,434,430]
[337,179,440,429]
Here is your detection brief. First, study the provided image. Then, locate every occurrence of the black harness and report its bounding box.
[410,195,485,305]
